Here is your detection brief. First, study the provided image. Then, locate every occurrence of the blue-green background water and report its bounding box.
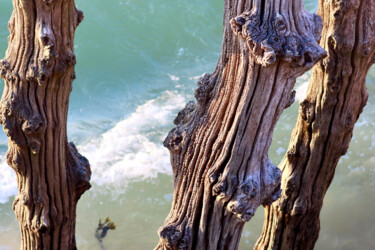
[0,0,374,249]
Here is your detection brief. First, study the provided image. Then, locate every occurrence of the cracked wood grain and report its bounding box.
[255,0,375,249]
[0,0,90,249]
[156,0,325,249]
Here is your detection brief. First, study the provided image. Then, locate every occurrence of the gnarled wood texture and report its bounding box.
[157,0,325,249]
[0,0,90,249]
[256,0,375,249]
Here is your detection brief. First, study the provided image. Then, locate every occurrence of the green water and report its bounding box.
[0,0,374,249]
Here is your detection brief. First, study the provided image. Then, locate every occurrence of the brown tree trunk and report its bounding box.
[255,0,375,249]
[0,0,90,249]
[157,0,325,249]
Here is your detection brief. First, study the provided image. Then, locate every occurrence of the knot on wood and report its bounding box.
[15,190,32,207]
[174,101,196,126]
[227,199,256,222]
[55,49,77,74]
[239,177,258,199]
[195,73,215,105]
[22,114,44,135]
[158,225,190,250]
[68,142,91,198]
[6,149,24,173]
[328,0,363,55]
[343,113,355,129]
[300,99,315,124]
[284,174,298,197]
[0,94,27,146]
[228,199,256,222]
[164,127,185,152]
[231,11,326,67]
[327,77,342,93]
[76,9,84,26]
[71,70,77,81]
[262,185,282,206]
[37,56,55,85]
[285,90,296,109]
[32,23,58,85]
[12,195,20,212]
[291,197,307,216]
[226,176,259,221]
[359,41,375,58]
[28,213,50,234]
[0,59,11,80]
[212,174,227,198]
[28,138,41,154]
[19,114,44,154]
[27,57,56,85]
[224,159,281,221]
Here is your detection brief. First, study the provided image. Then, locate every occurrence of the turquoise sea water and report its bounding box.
[0,0,374,249]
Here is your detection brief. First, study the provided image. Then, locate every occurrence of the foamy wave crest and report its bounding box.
[0,156,18,204]
[0,90,187,203]
[79,90,187,185]
[295,81,309,101]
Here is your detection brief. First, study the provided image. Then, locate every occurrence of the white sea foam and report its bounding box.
[0,90,187,203]
[79,90,186,186]
[295,81,309,101]
[167,74,180,81]
[0,156,17,204]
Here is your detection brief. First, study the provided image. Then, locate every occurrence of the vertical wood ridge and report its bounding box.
[0,0,91,249]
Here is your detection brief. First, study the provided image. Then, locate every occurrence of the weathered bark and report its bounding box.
[157,0,325,249]
[0,0,90,249]
[256,0,375,249]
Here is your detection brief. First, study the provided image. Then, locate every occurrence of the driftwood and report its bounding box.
[0,0,90,249]
[256,0,375,249]
[157,0,325,249]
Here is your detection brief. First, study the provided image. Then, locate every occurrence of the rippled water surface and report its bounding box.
[0,0,374,249]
